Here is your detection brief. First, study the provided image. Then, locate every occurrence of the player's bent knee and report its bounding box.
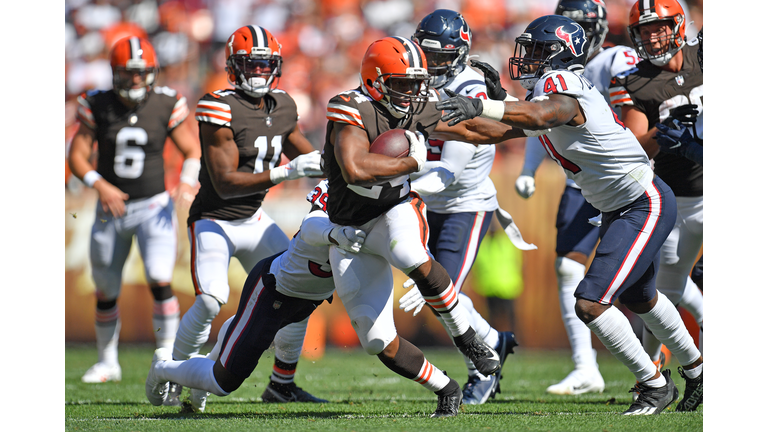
[212,359,243,395]
[195,294,222,320]
[347,304,391,355]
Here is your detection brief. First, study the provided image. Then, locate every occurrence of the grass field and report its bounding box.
[64,344,702,431]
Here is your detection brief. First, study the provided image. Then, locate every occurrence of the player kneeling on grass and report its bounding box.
[146,181,465,417]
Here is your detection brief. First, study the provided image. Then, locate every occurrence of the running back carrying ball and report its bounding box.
[369,129,410,158]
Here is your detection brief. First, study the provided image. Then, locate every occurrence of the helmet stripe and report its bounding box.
[129,37,142,60]
[395,36,422,69]
[249,25,268,49]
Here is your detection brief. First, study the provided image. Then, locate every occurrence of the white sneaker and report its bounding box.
[81,362,121,383]
[189,388,210,412]
[546,368,605,395]
[145,348,172,406]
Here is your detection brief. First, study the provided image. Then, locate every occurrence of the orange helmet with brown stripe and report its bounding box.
[359,37,430,119]
[628,0,686,67]
[226,25,282,98]
[110,36,159,102]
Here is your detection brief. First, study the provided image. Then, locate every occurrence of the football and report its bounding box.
[369,129,410,158]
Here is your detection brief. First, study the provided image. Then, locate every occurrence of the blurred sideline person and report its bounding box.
[436,14,702,414]
[403,9,526,405]
[513,0,641,396]
[68,36,201,392]
[609,0,703,411]
[170,25,325,405]
[322,36,520,416]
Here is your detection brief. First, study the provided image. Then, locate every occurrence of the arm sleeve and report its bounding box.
[410,140,475,195]
[299,210,335,247]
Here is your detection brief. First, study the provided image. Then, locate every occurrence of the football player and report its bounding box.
[146,181,367,412]
[322,36,520,416]
[610,0,703,411]
[436,14,702,415]
[405,9,525,405]
[512,0,641,396]
[170,25,325,405]
[68,37,201,392]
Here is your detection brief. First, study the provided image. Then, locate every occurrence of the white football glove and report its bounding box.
[515,169,536,198]
[405,130,426,172]
[328,225,367,254]
[399,278,426,316]
[269,150,323,184]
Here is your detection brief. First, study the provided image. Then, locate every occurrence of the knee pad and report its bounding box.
[92,270,122,300]
[555,256,586,288]
[347,304,392,355]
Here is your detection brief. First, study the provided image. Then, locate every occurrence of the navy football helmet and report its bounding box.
[412,9,472,89]
[555,0,608,59]
[509,15,589,90]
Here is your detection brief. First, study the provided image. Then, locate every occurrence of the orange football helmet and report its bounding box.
[225,25,282,98]
[628,0,686,66]
[359,37,430,119]
[110,36,159,102]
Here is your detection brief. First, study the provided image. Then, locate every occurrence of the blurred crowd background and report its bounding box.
[64,0,703,355]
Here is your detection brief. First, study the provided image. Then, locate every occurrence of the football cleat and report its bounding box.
[145,348,172,406]
[623,369,678,415]
[188,388,210,413]
[261,381,328,403]
[164,382,183,407]
[431,379,462,418]
[633,350,667,401]
[461,374,498,405]
[457,335,501,376]
[81,362,122,383]
[546,367,605,395]
[493,331,518,393]
[675,367,703,412]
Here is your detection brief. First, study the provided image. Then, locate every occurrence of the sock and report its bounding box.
[416,262,470,337]
[678,276,704,353]
[556,257,597,369]
[95,301,120,366]
[173,294,221,360]
[271,319,308,384]
[644,374,667,388]
[155,357,228,397]
[153,296,180,350]
[586,305,658,383]
[638,292,701,367]
[642,324,664,363]
[683,364,703,379]
[377,336,450,392]
[207,316,234,363]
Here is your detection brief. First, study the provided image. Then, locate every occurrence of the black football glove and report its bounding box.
[663,104,700,127]
[470,59,507,101]
[655,122,703,164]
[436,89,484,126]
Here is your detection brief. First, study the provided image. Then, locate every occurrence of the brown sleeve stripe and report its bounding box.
[195,100,232,125]
[326,103,364,128]
[168,96,189,129]
[76,95,96,129]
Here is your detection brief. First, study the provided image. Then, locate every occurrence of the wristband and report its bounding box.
[504,94,519,102]
[480,99,505,121]
[179,158,201,187]
[83,170,102,188]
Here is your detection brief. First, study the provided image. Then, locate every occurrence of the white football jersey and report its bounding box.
[522,45,640,190]
[530,70,653,212]
[270,181,336,301]
[414,67,498,213]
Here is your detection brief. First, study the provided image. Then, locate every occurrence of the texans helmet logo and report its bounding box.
[460,27,471,44]
[555,25,585,56]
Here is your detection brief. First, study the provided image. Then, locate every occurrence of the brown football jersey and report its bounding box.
[188,88,299,224]
[322,87,441,226]
[76,86,189,200]
[609,44,703,197]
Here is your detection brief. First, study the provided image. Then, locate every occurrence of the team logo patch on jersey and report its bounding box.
[675,75,685,86]
[555,26,585,56]
[266,116,272,127]
[272,300,282,310]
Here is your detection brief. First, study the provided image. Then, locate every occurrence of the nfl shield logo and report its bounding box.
[273,300,282,309]
[266,116,273,127]
[675,75,685,86]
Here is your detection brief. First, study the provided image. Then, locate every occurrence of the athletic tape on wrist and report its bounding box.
[179,158,201,186]
[480,99,505,121]
[83,170,102,188]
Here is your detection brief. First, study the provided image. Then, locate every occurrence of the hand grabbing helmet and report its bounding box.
[411,9,472,89]
[628,0,686,67]
[110,37,158,103]
[226,25,282,98]
[509,15,589,90]
[359,37,430,119]
[555,0,608,59]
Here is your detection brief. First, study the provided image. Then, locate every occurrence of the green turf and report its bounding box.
[65,344,702,431]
